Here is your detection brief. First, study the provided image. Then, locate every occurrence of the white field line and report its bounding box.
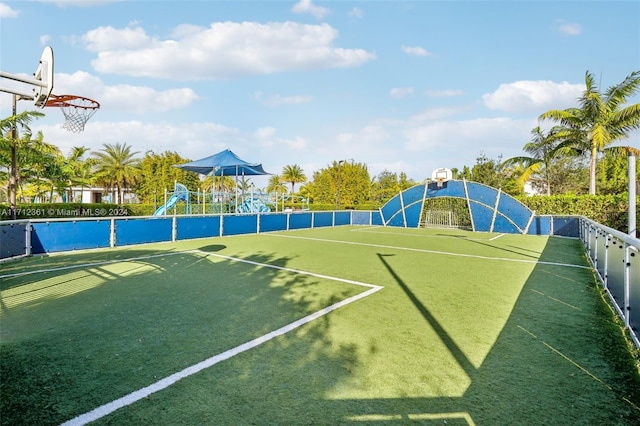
[0,251,190,280]
[60,252,382,426]
[488,233,505,241]
[268,234,591,270]
[351,228,489,241]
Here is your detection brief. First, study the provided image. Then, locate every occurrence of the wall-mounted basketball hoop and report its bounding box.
[45,94,100,133]
[431,167,453,188]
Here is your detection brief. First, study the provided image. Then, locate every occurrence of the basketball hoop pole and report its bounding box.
[9,94,18,220]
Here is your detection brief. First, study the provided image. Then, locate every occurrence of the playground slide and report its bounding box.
[154,193,185,216]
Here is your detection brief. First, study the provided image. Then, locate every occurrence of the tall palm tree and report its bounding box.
[281,164,306,196]
[92,142,141,204]
[501,126,569,195]
[539,70,640,194]
[267,174,286,194]
[64,146,96,203]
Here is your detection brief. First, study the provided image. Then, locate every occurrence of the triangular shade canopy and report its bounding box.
[175,149,269,176]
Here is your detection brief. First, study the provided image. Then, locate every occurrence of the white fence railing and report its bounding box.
[580,217,640,348]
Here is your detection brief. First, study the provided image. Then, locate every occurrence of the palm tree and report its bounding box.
[92,142,141,204]
[267,174,287,194]
[539,70,640,194]
[501,126,568,195]
[1,109,44,218]
[64,147,95,203]
[281,164,307,196]
[21,131,62,202]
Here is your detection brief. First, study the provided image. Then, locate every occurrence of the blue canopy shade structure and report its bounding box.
[175,149,269,177]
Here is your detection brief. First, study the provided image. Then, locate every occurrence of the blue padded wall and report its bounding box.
[402,185,426,206]
[176,216,220,240]
[552,216,579,237]
[335,211,352,226]
[223,215,257,236]
[403,202,422,228]
[492,215,521,234]
[116,217,172,246]
[289,212,313,230]
[259,214,288,232]
[469,203,493,232]
[528,216,552,235]
[1,222,28,258]
[352,211,371,225]
[496,194,532,232]
[31,220,111,254]
[380,195,402,225]
[466,182,498,209]
[313,212,333,228]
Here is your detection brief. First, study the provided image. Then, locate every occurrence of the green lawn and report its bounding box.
[1,226,639,425]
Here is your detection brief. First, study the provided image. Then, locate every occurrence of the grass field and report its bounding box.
[1,226,639,425]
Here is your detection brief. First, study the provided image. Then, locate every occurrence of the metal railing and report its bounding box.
[580,217,640,348]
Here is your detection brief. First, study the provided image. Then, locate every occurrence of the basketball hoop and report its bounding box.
[45,94,100,133]
[431,167,452,189]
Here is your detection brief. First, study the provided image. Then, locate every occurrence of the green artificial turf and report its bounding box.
[1,226,639,425]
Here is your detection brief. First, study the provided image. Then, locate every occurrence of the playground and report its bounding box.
[151,182,310,216]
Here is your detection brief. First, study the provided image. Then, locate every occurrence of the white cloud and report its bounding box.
[0,3,19,18]
[390,87,414,98]
[557,21,582,36]
[82,22,375,80]
[255,92,314,107]
[482,80,584,112]
[51,71,198,113]
[40,35,52,45]
[82,25,152,51]
[291,0,330,19]
[401,45,431,57]
[425,89,463,98]
[349,7,363,18]
[253,127,308,151]
[402,117,535,165]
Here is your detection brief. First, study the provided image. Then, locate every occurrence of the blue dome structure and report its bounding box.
[380,180,536,234]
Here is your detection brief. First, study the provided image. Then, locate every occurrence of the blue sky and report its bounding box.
[1,0,639,189]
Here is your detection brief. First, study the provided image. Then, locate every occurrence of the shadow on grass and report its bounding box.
[2,237,639,425]
[0,246,361,425]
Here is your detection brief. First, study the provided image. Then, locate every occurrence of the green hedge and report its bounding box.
[517,194,638,234]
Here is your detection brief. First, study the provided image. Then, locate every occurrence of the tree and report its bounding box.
[539,70,640,194]
[501,126,566,195]
[597,150,639,195]
[371,170,400,204]
[92,142,141,204]
[311,160,371,207]
[0,109,44,218]
[281,164,306,197]
[267,174,286,195]
[136,151,200,203]
[64,147,96,203]
[463,152,522,196]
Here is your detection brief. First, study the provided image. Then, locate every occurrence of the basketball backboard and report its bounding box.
[33,46,54,107]
[0,45,54,106]
[431,168,452,182]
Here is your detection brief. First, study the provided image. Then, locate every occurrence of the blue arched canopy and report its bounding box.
[380,180,536,234]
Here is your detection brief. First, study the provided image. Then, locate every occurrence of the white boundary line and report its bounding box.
[268,234,591,270]
[60,251,382,426]
[351,227,490,241]
[0,251,190,280]
[488,233,505,241]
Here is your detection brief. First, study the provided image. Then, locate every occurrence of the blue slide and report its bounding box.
[154,184,189,216]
